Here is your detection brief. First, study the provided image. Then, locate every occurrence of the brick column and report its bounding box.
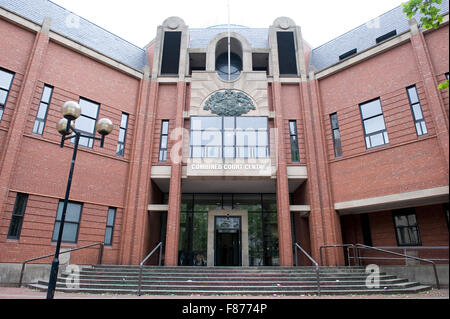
[409,20,449,168]
[0,19,50,242]
[272,81,294,267]
[118,69,152,265]
[300,74,344,266]
[164,81,186,266]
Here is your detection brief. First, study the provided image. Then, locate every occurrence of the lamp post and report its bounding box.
[46,101,113,300]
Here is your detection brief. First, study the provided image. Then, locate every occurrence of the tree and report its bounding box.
[402,0,449,89]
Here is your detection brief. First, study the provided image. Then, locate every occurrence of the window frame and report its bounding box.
[0,67,15,122]
[7,193,28,240]
[104,207,116,246]
[74,97,100,148]
[406,85,428,137]
[288,120,300,162]
[189,116,270,159]
[359,98,389,149]
[330,113,343,158]
[392,209,422,247]
[159,120,170,162]
[51,200,83,244]
[33,84,54,135]
[116,112,129,157]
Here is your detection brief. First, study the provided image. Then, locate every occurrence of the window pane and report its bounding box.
[360,99,382,119]
[159,150,167,161]
[364,115,386,134]
[415,123,423,136]
[190,131,202,146]
[191,146,202,158]
[223,147,235,158]
[79,136,93,148]
[202,131,222,146]
[104,227,113,245]
[53,222,78,243]
[8,216,22,238]
[75,116,96,134]
[37,102,48,119]
[0,71,13,89]
[195,117,222,130]
[257,131,268,146]
[289,121,297,135]
[14,194,28,216]
[160,135,168,149]
[257,147,268,158]
[79,99,99,118]
[330,114,339,129]
[420,121,428,135]
[395,215,408,227]
[407,87,419,104]
[41,86,53,103]
[161,120,169,134]
[224,131,235,146]
[107,208,116,226]
[0,90,7,105]
[383,132,389,144]
[412,104,424,120]
[116,143,124,156]
[57,202,81,222]
[223,117,235,130]
[121,114,129,129]
[236,117,267,130]
[370,133,385,148]
[118,128,126,143]
[236,131,257,146]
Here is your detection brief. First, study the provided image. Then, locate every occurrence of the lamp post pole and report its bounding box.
[46,101,113,299]
[46,130,80,299]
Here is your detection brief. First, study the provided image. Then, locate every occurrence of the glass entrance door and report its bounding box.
[215,216,241,266]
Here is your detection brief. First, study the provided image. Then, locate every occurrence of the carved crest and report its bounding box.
[203,90,256,116]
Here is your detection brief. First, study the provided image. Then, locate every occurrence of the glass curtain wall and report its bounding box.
[178,194,279,266]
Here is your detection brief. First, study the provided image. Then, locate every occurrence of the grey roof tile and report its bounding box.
[309,0,449,71]
[189,26,269,49]
[0,0,148,71]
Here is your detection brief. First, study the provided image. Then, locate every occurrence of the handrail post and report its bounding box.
[295,243,320,296]
[19,262,26,288]
[158,244,162,266]
[98,243,104,265]
[137,242,163,296]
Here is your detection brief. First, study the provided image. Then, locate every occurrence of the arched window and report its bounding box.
[216,52,242,81]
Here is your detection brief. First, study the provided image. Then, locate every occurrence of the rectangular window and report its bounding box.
[159,120,169,162]
[339,48,357,61]
[393,209,421,246]
[7,193,28,240]
[33,85,53,135]
[406,86,427,136]
[360,98,389,149]
[0,68,15,122]
[52,201,82,244]
[74,98,100,148]
[161,31,182,75]
[277,32,298,76]
[330,113,342,158]
[116,113,129,157]
[376,30,397,44]
[190,117,269,159]
[104,207,116,246]
[289,120,300,162]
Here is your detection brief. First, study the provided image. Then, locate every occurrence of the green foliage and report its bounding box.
[402,0,443,29]
[438,80,449,90]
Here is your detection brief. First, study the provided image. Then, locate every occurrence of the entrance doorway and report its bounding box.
[215,216,241,266]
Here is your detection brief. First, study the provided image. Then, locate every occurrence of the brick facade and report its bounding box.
[0,1,448,268]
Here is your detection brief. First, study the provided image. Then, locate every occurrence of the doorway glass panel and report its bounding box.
[178,194,279,266]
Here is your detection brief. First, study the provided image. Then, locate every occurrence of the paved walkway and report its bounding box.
[0,287,447,299]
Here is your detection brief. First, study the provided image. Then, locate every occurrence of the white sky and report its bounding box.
[50,0,405,48]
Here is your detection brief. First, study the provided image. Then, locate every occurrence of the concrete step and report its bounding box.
[26,266,432,296]
[28,283,431,296]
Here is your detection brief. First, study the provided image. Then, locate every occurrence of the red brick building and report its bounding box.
[0,0,448,271]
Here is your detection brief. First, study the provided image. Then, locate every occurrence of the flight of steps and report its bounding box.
[27,265,431,296]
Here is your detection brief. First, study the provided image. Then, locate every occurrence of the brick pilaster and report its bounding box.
[0,20,50,243]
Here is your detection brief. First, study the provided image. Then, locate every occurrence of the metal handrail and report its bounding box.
[137,242,163,296]
[19,242,104,287]
[294,243,320,296]
[354,244,441,289]
[356,246,449,263]
[319,244,357,266]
